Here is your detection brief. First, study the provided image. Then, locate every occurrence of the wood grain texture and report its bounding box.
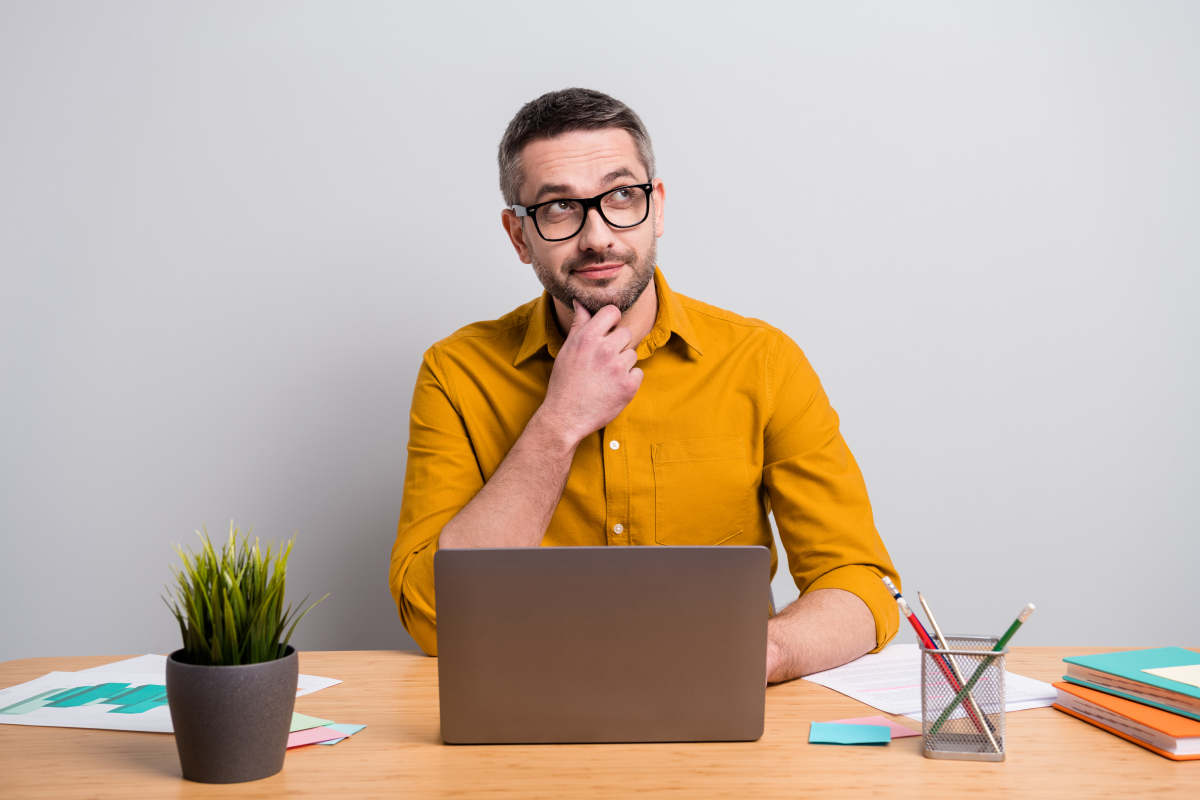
[1,648,1197,799]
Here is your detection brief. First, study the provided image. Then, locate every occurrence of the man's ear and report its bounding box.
[651,178,665,239]
[501,209,533,264]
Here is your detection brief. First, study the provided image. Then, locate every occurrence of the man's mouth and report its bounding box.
[571,263,624,280]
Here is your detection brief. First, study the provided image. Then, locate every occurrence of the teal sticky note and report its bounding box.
[809,722,891,746]
[316,723,366,744]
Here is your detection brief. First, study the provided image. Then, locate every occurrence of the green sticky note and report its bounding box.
[290,712,335,732]
[809,722,891,746]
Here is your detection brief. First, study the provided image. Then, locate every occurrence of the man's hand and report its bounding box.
[535,302,644,447]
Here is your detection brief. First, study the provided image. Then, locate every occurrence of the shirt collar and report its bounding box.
[513,266,704,367]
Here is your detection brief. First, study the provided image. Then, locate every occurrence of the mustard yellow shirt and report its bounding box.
[390,267,901,655]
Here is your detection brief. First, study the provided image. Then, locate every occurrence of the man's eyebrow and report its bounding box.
[531,183,573,204]
[530,168,642,204]
[599,168,638,187]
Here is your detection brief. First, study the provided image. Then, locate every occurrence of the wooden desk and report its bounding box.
[1,648,1196,799]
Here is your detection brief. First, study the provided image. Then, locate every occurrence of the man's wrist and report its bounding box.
[525,407,583,462]
[765,626,793,684]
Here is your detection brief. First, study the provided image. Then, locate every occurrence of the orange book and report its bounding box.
[1053,681,1200,761]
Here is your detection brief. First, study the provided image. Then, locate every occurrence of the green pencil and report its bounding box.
[929,603,1035,735]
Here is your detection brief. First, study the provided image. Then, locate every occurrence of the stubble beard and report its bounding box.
[529,228,658,316]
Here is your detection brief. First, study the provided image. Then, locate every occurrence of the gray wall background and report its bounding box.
[2,2,1197,663]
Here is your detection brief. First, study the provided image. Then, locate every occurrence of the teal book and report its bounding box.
[1063,648,1200,722]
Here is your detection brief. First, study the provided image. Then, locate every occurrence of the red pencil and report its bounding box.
[887,585,992,737]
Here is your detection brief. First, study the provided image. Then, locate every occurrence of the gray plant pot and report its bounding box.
[166,646,298,784]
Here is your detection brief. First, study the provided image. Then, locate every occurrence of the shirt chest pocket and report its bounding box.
[652,437,749,546]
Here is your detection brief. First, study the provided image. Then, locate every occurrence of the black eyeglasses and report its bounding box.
[512,183,653,242]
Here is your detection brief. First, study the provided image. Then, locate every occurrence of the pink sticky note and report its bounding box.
[287,726,349,748]
[824,715,919,739]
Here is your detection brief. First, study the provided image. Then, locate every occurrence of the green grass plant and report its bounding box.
[164,523,327,666]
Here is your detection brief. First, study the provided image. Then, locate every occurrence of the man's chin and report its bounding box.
[564,275,626,307]
[571,286,635,312]
[536,255,655,316]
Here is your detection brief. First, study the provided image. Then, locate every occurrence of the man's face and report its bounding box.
[502,128,666,315]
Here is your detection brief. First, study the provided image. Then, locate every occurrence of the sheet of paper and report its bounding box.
[0,672,172,733]
[73,654,342,697]
[801,643,1057,720]
[3,656,344,733]
[1143,664,1200,690]
[75,655,167,675]
[290,712,334,732]
[809,722,890,745]
[316,722,366,744]
[295,674,342,697]
[287,726,347,748]
[824,715,920,738]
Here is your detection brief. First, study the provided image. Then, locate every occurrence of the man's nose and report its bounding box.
[576,206,616,252]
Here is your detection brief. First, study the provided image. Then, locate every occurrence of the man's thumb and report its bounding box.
[570,300,591,330]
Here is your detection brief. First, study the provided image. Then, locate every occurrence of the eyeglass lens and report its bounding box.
[534,186,649,240]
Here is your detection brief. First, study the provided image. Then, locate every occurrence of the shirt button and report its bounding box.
[609,440,619,450]
[613,524,624,534]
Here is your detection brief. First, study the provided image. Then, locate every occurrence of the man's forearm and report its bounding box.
[437,409,578,549]
[766,588,876,684]
[437,302,643,550]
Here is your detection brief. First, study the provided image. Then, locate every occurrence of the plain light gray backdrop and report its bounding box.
[1,2,1197,664]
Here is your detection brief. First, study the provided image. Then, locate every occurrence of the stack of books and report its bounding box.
[1054,647,1200,761]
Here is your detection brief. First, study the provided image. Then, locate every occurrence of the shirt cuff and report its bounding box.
[805,564,900,653]
[396,542,439,656]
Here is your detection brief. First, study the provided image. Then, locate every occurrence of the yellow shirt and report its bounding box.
[390,267,901,655]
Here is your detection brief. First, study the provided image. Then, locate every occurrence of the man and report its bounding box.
[390,88,901,683]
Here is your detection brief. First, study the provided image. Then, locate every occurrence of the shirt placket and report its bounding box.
[601,414,630,545]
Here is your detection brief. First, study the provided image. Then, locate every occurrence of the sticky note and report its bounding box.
[823,715,919,738]
[808,722,891,746]
[287,726,347,748]
[316,722,366,744]
[1142,664,1200,690]
[290,712,335,732]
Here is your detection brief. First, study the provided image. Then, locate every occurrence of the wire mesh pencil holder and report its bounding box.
[920,635,1007,762]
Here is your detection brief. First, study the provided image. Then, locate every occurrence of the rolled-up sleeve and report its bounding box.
[389,347,484,655]
[762,332,901,652]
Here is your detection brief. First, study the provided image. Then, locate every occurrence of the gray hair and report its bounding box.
[498,88,656,207]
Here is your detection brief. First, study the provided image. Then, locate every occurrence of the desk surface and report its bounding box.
[1,648,1197,799]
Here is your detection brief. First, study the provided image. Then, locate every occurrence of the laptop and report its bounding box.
[434,545,769,744]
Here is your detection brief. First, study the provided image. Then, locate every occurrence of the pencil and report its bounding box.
[880,577,990,736]
[918,592,1001,752]
[929,603,1035,735]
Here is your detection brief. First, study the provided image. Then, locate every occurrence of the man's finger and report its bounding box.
[569,301,591,333]
[587,304,622,333]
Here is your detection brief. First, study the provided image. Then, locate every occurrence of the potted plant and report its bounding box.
[163,524,326,784]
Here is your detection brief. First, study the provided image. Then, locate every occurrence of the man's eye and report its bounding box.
[541,200,579,220]
[603,189,634,208]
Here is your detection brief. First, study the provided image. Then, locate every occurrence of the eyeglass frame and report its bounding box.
[511,183,654,242]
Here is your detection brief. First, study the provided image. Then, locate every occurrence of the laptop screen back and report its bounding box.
[435,545,769,744]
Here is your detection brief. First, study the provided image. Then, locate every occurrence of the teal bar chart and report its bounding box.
[1,682,168,715]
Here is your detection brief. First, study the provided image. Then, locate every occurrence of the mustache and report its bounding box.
[561,249,637,273]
